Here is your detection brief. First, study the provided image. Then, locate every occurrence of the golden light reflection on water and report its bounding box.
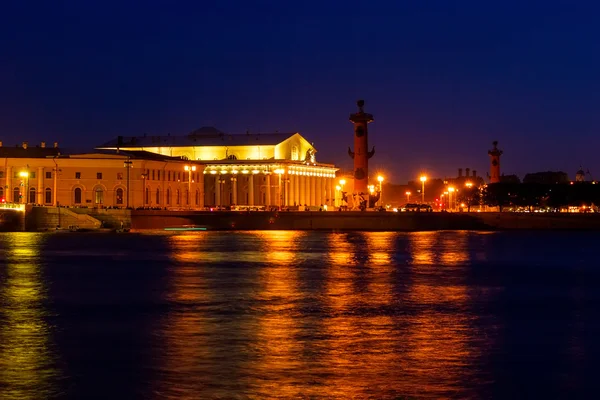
[402,231,480,397]
[0,233,58,400]
[319,232,401,398]
[249,230,308,397]
[152,230,492,398]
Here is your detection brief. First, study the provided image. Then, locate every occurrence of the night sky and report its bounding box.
[1,1,599,183]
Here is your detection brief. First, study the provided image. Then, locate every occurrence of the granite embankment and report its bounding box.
[130,210,600,231]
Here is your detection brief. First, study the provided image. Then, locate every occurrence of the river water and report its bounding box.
[0,230,598,399]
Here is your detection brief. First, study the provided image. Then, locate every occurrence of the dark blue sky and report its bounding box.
[1,0,599,183]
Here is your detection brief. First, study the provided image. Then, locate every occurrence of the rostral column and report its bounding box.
[348,99,375,194]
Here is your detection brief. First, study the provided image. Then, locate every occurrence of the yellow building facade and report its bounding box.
[99,128,338,208]
[1,129,338,209]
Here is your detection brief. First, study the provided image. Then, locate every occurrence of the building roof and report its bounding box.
[0,146,62,158]
[98,127,297,148]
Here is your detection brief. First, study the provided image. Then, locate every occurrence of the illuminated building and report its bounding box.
[0,127,338,209]
[98,127,338,208]
[0,141,199,208]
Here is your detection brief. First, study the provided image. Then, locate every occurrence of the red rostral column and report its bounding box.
[348,100,375,194]
[488,140,503,183]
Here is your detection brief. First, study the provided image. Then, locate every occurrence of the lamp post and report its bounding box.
[336,185,341,207]
[448,186,455,212]
[124,159,133,208]
[19,171,29,204]
[274,168,284,210]
[405,191,411,202]
[184,165,197,209]
[377,175,384,206]
[465,182,473,212]
[420,175,427,203]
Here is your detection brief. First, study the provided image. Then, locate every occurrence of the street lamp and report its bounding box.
[448,186,455,211]
[274,168,285,210]
[184,165,197,208]
[405,191,411,202]
[377,175,384,206]
[419,175,427,203]
[336,185,341,207]
[124,159,133,208]
[19,171,29,204]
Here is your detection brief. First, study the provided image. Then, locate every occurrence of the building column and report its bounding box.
[299,174,306,206]
[248,175,254,206]
[310,175,316,206]
[327,177,334,207]
[5,166,12,202]
[232,176,238,205]
[293,174,299,206]
[215,175,221,207]
[320,176,326,206]
[198,171,205,208]
[37,167,44,204]
[284,176,289,206]
[265,174,271,206]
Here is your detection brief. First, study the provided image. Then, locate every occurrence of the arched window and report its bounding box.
[176,189,180,205]
[29,187,36,204]
[291,146,299,161]
[74,187,82,204]
[14,187,20,203]
[116,188,124,205]
[94,187,104,205]
[156,188,160,205]
[45,188,52,204]
[145,187,150,205]
[166,188,171,205]
[195,189,199,205]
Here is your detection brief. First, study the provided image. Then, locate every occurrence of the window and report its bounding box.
[29,188,35,203]
[94,188,104,204]
[14,187,20,203]
[46,171,52,179]
[156,188,160,205]
[0,171,4,179]
[168,171,171,181]
[116,188,124,205]
[145,187,150,205]
[117,172,123,180]
[97,172,102,180]
[291,146,299,161]
[45,188,52,204]
[157,171,161,181]
[166,188,170,205]
[74,188,82,204]
[75,172,81,179]
[185,189,189,205]
[152,170,155,180]
[30,172,36,179]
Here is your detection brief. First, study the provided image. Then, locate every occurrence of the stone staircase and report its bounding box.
[26,207,102,231]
